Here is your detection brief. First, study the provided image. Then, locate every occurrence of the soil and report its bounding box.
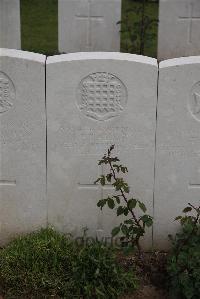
[119,251,171,299]
[122,285,170,299]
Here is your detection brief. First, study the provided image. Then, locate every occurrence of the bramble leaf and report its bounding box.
[107,198,115,209]
[138,201,147,213]
[112,226,120,237]
[128,198,137,210]
[182,207,192,213]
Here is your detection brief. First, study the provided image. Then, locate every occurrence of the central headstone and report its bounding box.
[47,52,158,249]
[58,0,121,53]
[158,0,200,60]
[0,0,21,49]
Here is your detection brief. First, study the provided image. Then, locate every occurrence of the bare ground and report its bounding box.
[119,251,171,299]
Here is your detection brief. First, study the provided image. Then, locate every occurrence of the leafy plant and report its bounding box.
[120,0,158,55]
[0,227,76,298]
[0,227,137,298]
[73,240,137,298]
[167,203,200,299]
[95,145,153,254]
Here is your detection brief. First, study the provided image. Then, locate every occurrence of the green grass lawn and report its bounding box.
[21,0,58,55]
[20,0,158,57]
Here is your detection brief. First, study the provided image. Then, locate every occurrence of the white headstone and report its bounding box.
[58,0,121,53]
[47,52,158,249]
[0,49,46,245]
[158,0,200,61]
[0,0,21,49]
[154,57,200,249]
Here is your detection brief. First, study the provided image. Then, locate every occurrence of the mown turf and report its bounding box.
[20,0,58,55]
[20,0,158,57]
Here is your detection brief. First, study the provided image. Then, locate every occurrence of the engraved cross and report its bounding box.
[78,164,114,194]
[75,0,104,50]
[0,180,16,186]
[179,3,200,44]
[78,162,114,233]
[189,165,200,188]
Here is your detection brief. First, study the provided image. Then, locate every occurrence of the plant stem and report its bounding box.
[108,158,143,255]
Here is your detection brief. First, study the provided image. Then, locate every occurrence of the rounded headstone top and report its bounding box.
[160,56,200,68]
[46,52,157,66]
[0,48,46,63]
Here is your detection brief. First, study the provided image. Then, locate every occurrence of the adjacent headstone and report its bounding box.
[0,49,46,245]
[154,57,200,249]
[58,0,121,53]
[0,0,21,49]
[47,52,158,249]
[158,0,200,60]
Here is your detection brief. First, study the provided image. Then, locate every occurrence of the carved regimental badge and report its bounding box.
[0,72,15,113]
[77,72,127,121]
[189,82,200,121]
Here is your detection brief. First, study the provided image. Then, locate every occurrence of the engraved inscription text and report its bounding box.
[0,72,15,113]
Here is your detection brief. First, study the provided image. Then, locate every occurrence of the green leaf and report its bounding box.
[175,216,182,221]
[180,217,187,225]
[121,166,126,173]
[124,219,133,225]
[117,206,124,216]
[100,175,105,186]
[97,199,106,210]
[138,201,147,213]
[113,196,120,204]
[128,198,137,210]
[182,207,192,213]
[121,224,129,236]
[140,215,153,227]
[112,226,120,237]
[129,226,141,235]
[123,184,129,193]
[106,173,112,182]
[94,178,100,184]
[107,198,115,209]
[123,207,129,216]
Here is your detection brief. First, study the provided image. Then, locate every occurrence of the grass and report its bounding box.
[20,0,158,57]
[20,0,58,55]
[0,228,137,298]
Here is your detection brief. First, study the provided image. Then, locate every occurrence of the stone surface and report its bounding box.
[58,0,121,53]
[47,52,158,249]
[158,0,200,61]
[0,0,21,49]
[0,49,46,245]
[154,57,200,249]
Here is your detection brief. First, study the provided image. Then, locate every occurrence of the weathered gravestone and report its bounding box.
[47,52,158,249]
[0,49,46,245]
[158,0,200,60]
[0,0,21,49]
[154,57,200,249]
[58,0,121,53]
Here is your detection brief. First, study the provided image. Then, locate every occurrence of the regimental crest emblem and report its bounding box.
[0,72,15,114]
[77,72,127,121]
